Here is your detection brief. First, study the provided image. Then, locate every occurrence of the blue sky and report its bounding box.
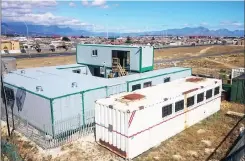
[2,1,244,32]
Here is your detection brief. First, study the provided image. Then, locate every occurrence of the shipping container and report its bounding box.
[76,44,154,73]
[3,65,108,136]
[231,73,245,104]
[2,64,191,137]
[95,76,222,159]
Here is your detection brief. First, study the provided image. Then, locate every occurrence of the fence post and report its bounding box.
[26,120,28,134]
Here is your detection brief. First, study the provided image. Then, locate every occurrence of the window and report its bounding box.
[132,84,141,91]
[197,93,204,103]
[72,69,81,74]
[214,86,220,95]
[92,49,98,57]
[162,104,172,118]
[175,100,184,112]
[187,96,195,107]
[164,77,170,83]
[143,81,152,88]
[206,89,213,99]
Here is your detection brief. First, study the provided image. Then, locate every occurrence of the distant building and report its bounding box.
[1,40,21,54]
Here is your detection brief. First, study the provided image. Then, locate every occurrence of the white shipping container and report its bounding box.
[95,76,222,159]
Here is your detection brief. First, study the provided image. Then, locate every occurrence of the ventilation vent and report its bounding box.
[21,70,25,74]
[71,82,77,88]
[36,86,43,92]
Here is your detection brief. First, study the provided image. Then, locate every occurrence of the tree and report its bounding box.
[151,36,155,40]
[125,36,132,44]
[62,37,71,41]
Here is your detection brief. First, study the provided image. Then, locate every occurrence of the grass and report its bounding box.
[134,101,245,161]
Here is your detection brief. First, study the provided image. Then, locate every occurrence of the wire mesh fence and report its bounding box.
[1,140,23,161]
[1,106,95,149]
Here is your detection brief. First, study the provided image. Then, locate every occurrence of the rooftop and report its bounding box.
[96,76,221,112]
[3,64,191,99]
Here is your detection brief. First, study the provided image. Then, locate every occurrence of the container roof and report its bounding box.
[233,73,245,80]
[3,65,108,99]
[96,76,221,112]
[3,64,191,99]
[78,44,153,48]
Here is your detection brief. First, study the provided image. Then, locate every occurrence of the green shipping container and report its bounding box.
[222,84,232,101]
[231,74,245,104]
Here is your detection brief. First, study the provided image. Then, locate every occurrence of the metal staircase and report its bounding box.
[112,58,127,77]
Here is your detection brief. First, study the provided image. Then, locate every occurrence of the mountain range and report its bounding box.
[1,22,244,37]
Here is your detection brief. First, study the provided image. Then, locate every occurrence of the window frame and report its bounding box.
[214,86,220,96]
[164,77,170,83]
[143,81,152,88]
[175,100,184,112]
[132,84,141,91]
[92,49,98,57]
[206,89,213,99]
[187,96,195,108]
[162,104,172,118]
[197,92,204,103]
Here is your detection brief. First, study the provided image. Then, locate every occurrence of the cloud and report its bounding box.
[200,22,208,26]
[81,0,89,6]
[81,0,109,8]
[2,0,90,29]
[69,2,76,7]
[220,20,244,29]
[101,5,109,9]
[91,0,106,6]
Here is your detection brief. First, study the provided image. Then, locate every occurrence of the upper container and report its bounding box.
[76,44,154,73]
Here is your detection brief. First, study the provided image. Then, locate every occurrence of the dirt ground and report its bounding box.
[16,56,76,69]
[154,45,244,60]
[155,53,244,78]
[1,102,244,161]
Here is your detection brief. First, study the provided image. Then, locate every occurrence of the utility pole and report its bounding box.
[105,14,109,39]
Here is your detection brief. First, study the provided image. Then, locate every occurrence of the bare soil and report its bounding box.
[16,56,76,69]
[155,53,244,78]
[154,45,244,60]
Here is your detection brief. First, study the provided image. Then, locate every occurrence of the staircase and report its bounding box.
[112,58,127,77]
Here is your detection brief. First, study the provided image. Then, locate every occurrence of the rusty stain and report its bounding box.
[123,93,145,101]
[182,88,199,95]
[186,77,205,82]
[99,139,127,158]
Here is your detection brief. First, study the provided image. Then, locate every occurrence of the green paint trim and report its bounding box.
[77,44,139,49]
[76,45,78,64]
[127,83,129,92]
[152,48,155,70]
[50,100,55,136]
[81,92,85,127]
[56,65,85,70]
[139,47,142,72]
[84,86,107,93]
[77,63,111,68]
[127,68,191,84]
[3,82,51,100]
[141,66,154,73]
[51,86,107,100]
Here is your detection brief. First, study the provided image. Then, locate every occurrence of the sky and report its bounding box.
[2,0,245,32]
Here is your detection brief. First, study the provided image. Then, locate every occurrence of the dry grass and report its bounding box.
[154,45,244,60]
[155,53,244,78]
[16,56,76,69]
[134,101,245,161]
